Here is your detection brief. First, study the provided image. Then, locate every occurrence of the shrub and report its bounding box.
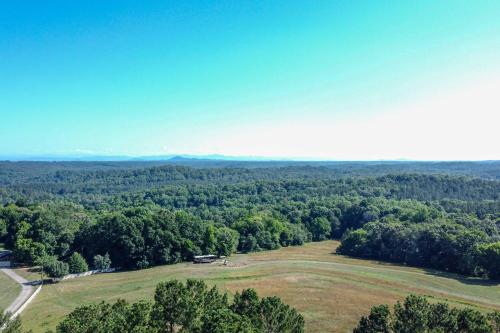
[93,253,111,270]
[68,252,88,274]
[42,256,69,279]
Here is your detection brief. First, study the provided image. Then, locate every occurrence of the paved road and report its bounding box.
[0,267,33,314]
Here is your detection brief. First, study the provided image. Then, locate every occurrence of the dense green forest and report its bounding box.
[0,161,499,279]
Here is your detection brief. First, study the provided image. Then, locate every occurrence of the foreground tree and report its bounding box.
[55,299,152,333]
[55,279,304,333]
[200,308,254,333]
[488,311,500,333]
[353,305,391,333]
[353,294,496,333]
[260,296,304,333]
[0,310,30,333]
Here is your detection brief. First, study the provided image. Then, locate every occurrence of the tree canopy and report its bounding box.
[0,163,498,279]
[55,279,304,333]
[353,294,499,333]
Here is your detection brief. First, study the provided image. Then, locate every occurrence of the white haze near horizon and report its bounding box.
[184,74,500,161]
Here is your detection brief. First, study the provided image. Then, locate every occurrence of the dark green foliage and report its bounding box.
[92,253,111,270]
[55,299,152,333]
[1,310,23,333]
[308,217,331,241]
[232,289,305,333]
[259,296,304,333]
[0,218,7,239]
[214,226,239,256]
[488,311,500,333]
[0,162,498,279]
[67,252,88,274]
[354,295,496,333]
[232,289,262,329]
[233,213,292,252]
[392,295,431,333]
[42,256,69,279]
[200,308,254,333]
[55,279,304,333]
[338,220,499,279]
[477,242,500,279]
[353,305,391,333]
[1,162,500,203]
[151,279,229,332]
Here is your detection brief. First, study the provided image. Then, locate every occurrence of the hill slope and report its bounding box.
[19,241,500,333]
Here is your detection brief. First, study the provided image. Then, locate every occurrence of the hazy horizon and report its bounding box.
[2,1,499,160]
[1,152,499,163]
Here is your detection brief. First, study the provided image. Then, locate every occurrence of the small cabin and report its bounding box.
[193,255,217,264]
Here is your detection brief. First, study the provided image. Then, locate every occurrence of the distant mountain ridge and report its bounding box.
[0,153,285,162]
[2,153,499,163]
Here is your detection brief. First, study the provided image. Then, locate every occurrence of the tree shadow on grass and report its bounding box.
[331,252,499,287]
[422,268,499,287]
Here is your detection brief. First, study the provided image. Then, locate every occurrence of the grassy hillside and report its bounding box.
[20,241,500,333]
[0,270,21,311]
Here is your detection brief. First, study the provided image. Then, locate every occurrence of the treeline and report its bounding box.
[1,279,304,333]
[0,203,307,270]
[338,221,500,279]
[354,294,500,333]
[1,194,498,278]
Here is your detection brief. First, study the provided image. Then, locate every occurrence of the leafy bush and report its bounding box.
[68,252,88,274]
[42,256,69,279]
[92,253,111,271]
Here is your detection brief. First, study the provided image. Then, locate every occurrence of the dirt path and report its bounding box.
[1,267,33,314]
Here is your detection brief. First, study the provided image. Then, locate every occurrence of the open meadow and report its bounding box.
[18,240,500,333]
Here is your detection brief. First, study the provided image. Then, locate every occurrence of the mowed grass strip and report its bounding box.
[21,241,500,333]
[13,266,43,282]
[0,269,21,311]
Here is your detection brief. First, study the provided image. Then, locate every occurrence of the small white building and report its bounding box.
[193,255,218,263]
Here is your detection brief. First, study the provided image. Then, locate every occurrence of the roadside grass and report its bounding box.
[0,269,21,311]
[21,241,500,333]
[13,266,43,282]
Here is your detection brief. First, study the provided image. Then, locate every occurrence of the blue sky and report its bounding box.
[1,1,499,160]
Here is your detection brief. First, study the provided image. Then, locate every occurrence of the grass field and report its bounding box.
[20,241,500,332]
[0,269,21,311]
[13,266,42,282]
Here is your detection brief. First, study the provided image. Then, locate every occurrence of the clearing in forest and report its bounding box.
[18,240,500,333]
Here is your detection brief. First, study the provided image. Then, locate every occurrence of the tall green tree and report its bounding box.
[93,253,111,270]
[477,242,500,279]
[353,305,391,333]
[42,256,69,279]
[353,295,494,333]
[68,252,88,274]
